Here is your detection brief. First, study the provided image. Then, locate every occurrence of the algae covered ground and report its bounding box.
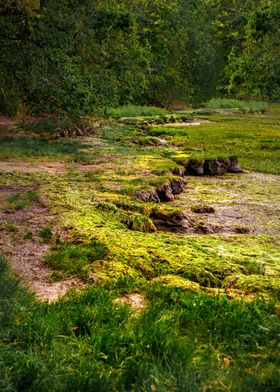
[0,106,280,391]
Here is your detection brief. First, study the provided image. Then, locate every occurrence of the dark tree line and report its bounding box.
[0,0,279,116]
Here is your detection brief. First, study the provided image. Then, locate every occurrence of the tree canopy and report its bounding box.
[0,0,279,116]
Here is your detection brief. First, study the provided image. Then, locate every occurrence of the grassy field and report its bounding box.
[204,98,268,113]
[145,109,280,174]
[0,106,279,391]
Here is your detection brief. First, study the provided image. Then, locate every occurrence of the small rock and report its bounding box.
[134,189,160,203]
[234,224,250,234]
[172,168,185,177]
[186,160,204,175]
[191,205,215,213]
[152,210,190,231]
[156,181,174,202]
[204,159,229,175]
[170,178,187,195]
[228,157,243,173]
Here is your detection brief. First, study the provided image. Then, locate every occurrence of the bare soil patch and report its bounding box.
[0,161,68,174]
[171,172,280,235]
[0,185,84,302]
[159,119,210,127]
[0,116,17,136]
[114,292,147,312]
[0,156,120,174]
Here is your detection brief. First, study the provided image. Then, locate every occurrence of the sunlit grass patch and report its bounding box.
[108,105,169,118]
[205,98,269,113]
[149,114,280,174]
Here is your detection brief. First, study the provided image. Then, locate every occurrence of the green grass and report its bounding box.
[0,256,279,391]
[205,98,269,113]
[108,105,169,118]
[44,241,108,274]
[0,136,92,162]
[146,113,280,174]
[38,227,53,243]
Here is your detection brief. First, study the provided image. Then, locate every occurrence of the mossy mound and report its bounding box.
[151,275,201,291]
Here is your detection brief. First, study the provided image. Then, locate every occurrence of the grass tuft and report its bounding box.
[44,241,108,273]
[38,227,53,243]
[9,191,38,210]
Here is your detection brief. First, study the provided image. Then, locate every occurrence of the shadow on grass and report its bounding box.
[0,136,92,162]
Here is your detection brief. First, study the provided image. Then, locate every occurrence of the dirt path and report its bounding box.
[0,161,68,174]
[0,116,17,135]
[0,160,115,174]
[158,119,210,127]
[0,185,83,302]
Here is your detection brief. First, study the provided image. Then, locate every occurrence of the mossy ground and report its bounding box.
[0,108,279,390]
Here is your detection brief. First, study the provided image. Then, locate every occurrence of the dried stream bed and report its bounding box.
[171,172,280,235]
[0,116,279,302]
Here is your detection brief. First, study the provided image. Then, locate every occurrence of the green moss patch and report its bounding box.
[44,241,108,273]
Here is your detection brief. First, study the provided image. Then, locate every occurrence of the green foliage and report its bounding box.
[0,0,222,116]
[208,0,280,102]
[1,0,279,116]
